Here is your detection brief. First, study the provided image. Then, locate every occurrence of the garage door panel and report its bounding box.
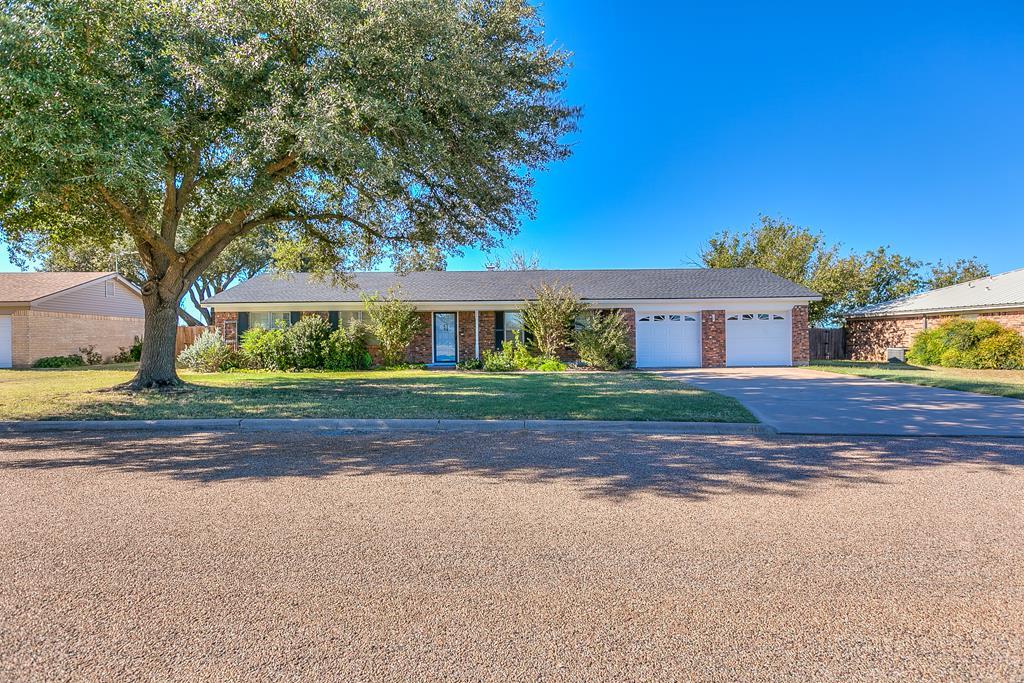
[636,312,700,368]
[725,312,791,366]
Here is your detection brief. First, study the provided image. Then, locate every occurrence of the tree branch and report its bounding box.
[97,184,178,264]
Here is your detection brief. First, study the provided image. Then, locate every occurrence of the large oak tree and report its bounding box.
[0,0,577,387]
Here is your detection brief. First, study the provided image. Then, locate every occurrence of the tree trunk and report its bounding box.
[120,289,183,389]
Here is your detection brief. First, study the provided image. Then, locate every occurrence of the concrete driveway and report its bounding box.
[662,367,1024,436]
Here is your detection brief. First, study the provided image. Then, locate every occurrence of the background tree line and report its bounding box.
[698,216,990,326]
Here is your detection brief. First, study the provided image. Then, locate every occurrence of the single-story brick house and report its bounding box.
[203,268,819,368]
[0,272,145,368]
[846,267,1024,361]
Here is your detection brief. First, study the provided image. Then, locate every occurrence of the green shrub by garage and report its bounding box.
[908,319,1024,370]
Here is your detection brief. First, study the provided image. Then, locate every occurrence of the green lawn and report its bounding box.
[810,361,1024,400]
[0,366,756,423]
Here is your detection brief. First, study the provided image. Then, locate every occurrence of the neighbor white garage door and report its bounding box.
[0,315,11,369]
[636,313,700,368]
[725,312,791,366]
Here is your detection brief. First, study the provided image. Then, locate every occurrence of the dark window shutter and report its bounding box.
[290,311,301,325]
[328,311,339,330]
[494,311,504,349]
[237,312,249,337]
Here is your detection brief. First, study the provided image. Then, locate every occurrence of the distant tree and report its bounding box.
[927,257,990,290]
[699,216,926,326]
[485,250,542,271]
[0,0,577,388]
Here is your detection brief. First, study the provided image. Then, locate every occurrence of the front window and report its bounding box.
[250,311,291,329]
[497,311,527,346]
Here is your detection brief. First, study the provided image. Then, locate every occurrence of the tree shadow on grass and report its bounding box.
[1,431,1022,501]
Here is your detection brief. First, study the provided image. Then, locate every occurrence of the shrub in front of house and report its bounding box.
[362,290,424,366]
[287,315,332,370]
[324,321,373,371]
[240,324,294,371]
[520,283,587,358]
[177,330,238,372]
[908,318,1024,369]
[32,354,86,368]
[78,345,103,365]
[481,337,564,372]
[111,336,143,363]
[573,310,633,370]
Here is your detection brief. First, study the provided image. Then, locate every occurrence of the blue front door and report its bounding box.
[433,313,457,363]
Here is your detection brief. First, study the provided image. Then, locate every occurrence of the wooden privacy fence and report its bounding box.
[809,327,847,360]
[175,325,213,356]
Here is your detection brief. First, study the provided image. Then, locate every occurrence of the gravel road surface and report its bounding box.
[1,430,1022,681]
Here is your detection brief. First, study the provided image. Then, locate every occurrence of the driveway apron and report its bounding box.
[660,367,1024,437]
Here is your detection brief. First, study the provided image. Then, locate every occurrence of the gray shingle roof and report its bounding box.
[848,267,1024,318]
[0,271,114,303]
[203,268,819,306]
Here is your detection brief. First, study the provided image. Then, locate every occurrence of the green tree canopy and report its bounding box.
[927,257,990,290]
[0,0,578,387]
[699,216,988,326]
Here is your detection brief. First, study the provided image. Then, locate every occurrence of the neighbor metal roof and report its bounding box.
[848,267,1024,318]
[0,271,115,303]
[203,268,819,306]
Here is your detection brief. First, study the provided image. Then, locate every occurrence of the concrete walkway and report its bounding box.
[661,367,1024,437]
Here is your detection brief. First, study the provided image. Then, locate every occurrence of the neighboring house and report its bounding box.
[203,268,819,368]
[0,272,145,368]
[846,267,1024,361]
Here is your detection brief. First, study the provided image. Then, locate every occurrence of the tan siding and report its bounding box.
[33,278,144,318]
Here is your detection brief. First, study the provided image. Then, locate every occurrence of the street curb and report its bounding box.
[0,417,775,436]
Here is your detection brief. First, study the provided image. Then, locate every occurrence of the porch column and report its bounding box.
[474,310,480,359]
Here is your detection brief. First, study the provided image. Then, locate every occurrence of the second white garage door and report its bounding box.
[636,313,700,368]
[726,312,791,366]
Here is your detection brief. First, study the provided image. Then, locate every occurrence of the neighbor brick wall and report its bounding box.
[701,310,726,368]
[11,309,145,367]
[791,305,810,366]
[847,309,1024,361]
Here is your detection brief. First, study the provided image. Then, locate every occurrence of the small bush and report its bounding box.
[362,290,424,366]
[288,315,333,369]
[481,338,563,372]
[456,357,484,370]
[32,354,85,368]
[240,324,293,371]
[573,310,633,370]
[536,357,566,372]
[78,345,103,365]
[908,318,1024,370]
[111,336,143,363]
[324,321,373,371]
[520,283,587,358]
[177,330,237,372]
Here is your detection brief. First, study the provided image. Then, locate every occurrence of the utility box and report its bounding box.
[886,347,907,363]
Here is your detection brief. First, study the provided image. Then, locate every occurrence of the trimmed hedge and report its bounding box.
[32,354,86,368]
[907,319,1024,370]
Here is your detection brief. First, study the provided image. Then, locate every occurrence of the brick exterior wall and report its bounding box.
[846,309,1024,361]
[10,309,145,368]
[214,311,239,346]
[700,310,726,368]
[791,304,810,366]
[405,312,434,364]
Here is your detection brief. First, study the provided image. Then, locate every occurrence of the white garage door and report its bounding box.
[0,315,11,369]
[726,312,791,366]
[636,313,701,368]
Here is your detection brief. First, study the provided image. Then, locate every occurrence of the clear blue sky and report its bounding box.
[3,0,1022,274]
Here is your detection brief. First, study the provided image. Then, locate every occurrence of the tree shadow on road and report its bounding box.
[1,430,1022,501]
